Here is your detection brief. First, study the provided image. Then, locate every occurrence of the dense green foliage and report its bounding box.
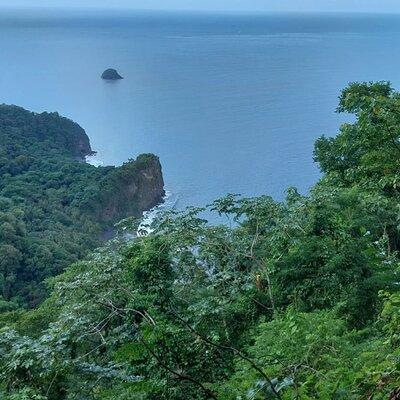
[0,105,162,308]
[1,82,400,399]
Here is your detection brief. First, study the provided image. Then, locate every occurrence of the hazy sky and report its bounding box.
[1,0,400,13]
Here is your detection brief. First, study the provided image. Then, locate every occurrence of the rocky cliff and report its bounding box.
[84,154,165,224]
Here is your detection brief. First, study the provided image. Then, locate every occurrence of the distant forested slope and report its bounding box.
[0,105,164,308]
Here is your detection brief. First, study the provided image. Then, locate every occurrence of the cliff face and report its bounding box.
[88,154,165,223]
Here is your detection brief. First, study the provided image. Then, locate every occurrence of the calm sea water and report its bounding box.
[1,9,400,209]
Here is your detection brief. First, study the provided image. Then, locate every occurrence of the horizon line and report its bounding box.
[0,5,399,16]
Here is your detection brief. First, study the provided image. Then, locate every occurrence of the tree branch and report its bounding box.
[169,308,282,400]
[139,337,218,399]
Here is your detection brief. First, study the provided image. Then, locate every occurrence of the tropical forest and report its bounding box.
[0,81,400,399]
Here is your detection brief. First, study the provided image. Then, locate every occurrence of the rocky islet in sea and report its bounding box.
[101,68,124,80]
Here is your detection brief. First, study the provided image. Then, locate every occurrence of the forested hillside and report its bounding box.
[0,105,164,309]
[1,83,400,399]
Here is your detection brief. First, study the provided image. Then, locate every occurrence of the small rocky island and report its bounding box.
[101,68,123,80]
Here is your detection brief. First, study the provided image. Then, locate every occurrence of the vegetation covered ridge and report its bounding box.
[1,82,400,399]
[0,104,164,309]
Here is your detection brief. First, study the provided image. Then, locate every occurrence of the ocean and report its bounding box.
[1,9,400,209]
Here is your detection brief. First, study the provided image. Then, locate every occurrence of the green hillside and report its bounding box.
[0,105,164,308]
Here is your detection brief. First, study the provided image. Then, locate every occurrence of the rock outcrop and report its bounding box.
[101,68,123,80]
[87,154,165,223]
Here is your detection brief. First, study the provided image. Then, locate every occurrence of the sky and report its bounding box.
[1,0,400,13]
